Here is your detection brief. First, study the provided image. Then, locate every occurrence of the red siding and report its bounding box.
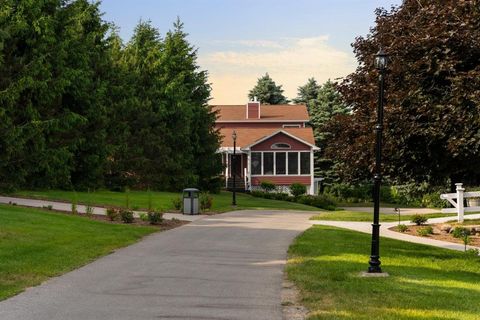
[251,176,311,186]
[251,132,311,151]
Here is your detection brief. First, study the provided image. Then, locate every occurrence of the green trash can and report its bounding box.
[183,188,199,215]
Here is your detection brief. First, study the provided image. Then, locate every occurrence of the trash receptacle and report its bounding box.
[183,188,199,215]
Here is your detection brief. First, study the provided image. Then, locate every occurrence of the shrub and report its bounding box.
[290,183,307,198]
[465,248,479,256]
[421,191,448,208]
[397,224,409,233]
[138,212,149,222]
[200,192,213,211]
[260,180,276,192]
[106,207,119,221]
[298,195,336,211]
[411,214,428,225]
[452,227,471,239]
[250,190,265,198]
[273,193,290,201]
[172,197,182,211]
[120,209,134,223]
[417,226,433,236]
[71,202,77,215]
[43,205,53,210]
[85,205,94,217]
[148,211,163,225]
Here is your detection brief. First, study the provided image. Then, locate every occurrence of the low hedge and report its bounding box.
[250,191,336,211]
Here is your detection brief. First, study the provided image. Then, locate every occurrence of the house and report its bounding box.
[213,100,319,195]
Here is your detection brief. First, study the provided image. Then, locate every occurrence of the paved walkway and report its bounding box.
[312,214,480,252]
[0,210,314,320]
[0,196,203,222]
[341,206,439,214]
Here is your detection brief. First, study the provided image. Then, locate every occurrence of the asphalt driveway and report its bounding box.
[0,210,314,320]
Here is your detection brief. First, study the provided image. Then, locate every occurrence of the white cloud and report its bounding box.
[198,36,357,104]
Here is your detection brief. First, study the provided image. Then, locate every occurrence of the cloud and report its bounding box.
[198,36,357,104]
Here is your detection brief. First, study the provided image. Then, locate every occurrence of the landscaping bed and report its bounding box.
[390,219,480,248]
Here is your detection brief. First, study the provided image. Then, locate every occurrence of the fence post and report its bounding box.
[455,183,465,223]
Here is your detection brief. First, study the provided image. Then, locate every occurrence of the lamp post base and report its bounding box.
[368,255,382,273]
[360,271,389,278]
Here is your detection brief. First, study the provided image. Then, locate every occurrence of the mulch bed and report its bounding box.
[9,203,189,230]
[389,223,480,247]
[82,213,189,230]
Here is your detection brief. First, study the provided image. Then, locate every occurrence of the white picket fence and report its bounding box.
[440,183,480,222]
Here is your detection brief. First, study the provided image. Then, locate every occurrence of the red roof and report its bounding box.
[213,104,309,122]
[218,127,316,148]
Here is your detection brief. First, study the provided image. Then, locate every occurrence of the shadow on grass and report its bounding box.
[287,225,480,320]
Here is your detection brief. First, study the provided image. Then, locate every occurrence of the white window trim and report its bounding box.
[250,151,311,177]
[271,143,291,149]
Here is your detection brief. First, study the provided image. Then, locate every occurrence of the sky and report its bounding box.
[99,0,402,104]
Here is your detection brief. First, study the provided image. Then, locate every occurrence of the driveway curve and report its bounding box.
[0,210,314,320]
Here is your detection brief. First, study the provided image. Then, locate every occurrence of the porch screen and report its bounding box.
[288,152,298,175]
[275,152,286,175]
[251,152,262,175]
[263,152,274,175]
[300,152,311,174]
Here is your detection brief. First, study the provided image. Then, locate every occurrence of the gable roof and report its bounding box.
[213,104,309,122]
[218,127,318,150]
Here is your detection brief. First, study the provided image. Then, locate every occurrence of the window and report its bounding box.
[283,124,301,128]
[251,152,261,175]
[271,143,291,149]
[300,152,311,174]
[288,152,298,175]
[275,152,286,175]
[263,152,274,175]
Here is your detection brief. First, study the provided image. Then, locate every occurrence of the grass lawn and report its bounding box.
[287,225,480,319]
[310,210,463,222]
[0,204,156,301]
[12,189,320,212]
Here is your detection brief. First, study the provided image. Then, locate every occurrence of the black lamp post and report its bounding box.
[232,130,237,206]
[368,48,388,273]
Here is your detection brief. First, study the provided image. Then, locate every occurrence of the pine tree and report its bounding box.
[309,80,349,184]
[248,73,289,104]
[294,78,320,106]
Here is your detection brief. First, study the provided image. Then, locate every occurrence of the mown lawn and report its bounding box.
[287,225,480,319]
[13,190,320,212]
[311,210,461,222]
[0,204,156,301]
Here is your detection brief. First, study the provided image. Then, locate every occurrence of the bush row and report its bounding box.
[250,190,336,211]
[324,182,451,208]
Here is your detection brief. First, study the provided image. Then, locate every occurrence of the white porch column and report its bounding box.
[247,151,252,191]
[225,152,229,188]
[310,150,314,195]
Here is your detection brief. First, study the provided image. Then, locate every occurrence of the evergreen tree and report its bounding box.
[294,78,320,106]
[309,80,350,184]
[248,73,289,104]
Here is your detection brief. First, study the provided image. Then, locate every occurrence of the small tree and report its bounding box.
[290,183,307,198]
[260,181,276,192]
[248,73,289,104]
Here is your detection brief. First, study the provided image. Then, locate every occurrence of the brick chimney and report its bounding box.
[246,97,260,119]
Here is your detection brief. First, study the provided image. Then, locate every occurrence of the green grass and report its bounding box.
[13,190,320,212]
[287,225,480,319]
[0,204,156,301]
[310,210,456,222]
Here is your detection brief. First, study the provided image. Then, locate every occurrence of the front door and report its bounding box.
[230,154,242,177]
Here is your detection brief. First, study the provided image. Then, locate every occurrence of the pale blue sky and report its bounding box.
[100,0,402,103]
